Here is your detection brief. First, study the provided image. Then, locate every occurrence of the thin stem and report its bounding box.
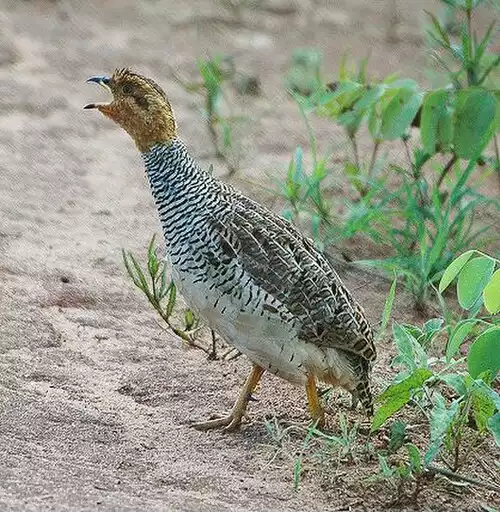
[437,154,458,189]
[295,97,317,169]
[426,465,500,492]
[494,134,500,177]
[368,141,380,180]
[349,132,360,170]
[402,139,414,177]
[466,7,474,86]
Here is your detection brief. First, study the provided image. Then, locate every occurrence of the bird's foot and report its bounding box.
[191,411,246,432]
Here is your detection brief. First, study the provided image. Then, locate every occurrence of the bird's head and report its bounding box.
[84,68,177,152]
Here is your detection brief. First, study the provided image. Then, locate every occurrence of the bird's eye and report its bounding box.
[122,83,133,94]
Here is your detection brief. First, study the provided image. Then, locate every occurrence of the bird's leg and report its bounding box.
[192,364,264,432]
[305,374,325,428]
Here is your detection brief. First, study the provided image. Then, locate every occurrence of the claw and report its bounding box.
[191,413,244,432]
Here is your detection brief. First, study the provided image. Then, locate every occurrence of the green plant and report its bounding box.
[291,413,367,490]
[367,250,499,502]
[373,443,430,505]
[122,235,215,356]
[278,0,499,307]
[285,49,324,97]
[172,54,245,175]
[371,250,499,477]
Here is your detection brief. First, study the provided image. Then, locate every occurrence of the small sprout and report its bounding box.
[122,235,214,356]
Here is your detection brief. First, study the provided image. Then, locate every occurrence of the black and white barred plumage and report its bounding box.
[143,139,376,414]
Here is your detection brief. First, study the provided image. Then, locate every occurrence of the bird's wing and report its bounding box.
[210,192,376,363]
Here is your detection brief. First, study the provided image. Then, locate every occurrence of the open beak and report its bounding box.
[84,75,113,109]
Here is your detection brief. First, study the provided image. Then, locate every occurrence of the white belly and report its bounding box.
[172,264,356,391]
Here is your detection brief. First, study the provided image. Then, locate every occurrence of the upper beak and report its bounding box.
[84,75,112,110]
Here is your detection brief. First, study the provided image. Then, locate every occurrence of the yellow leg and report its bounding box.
[306,374,325,428]
[192,364,264,432]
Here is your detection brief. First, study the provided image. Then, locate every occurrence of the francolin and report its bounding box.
[85,68,376,431]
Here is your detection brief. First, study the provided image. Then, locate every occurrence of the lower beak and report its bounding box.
[84,75,112,109]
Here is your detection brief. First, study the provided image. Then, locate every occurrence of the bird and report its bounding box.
[84,68,376,431]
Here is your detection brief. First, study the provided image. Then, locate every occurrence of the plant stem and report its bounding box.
[402,139,414,178]
[466,7,474,86]
[349,132,360,170]
[494,135,500,185]
[427,465,500,492]
[437,154,458,189]
[368,141,380,181]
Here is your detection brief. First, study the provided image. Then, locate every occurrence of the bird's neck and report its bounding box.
[141,140,214,242]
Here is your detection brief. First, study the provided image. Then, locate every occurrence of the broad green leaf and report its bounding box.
[406,443,422,474]
[471,384,496,432]
[484,269,500,315]
[423,318,444,341]
[372,368,432,431]
[453,88,496,160]
[488,413,500,447]
[388,420,406,453]
[468,327,500,379]
[392,323,418,370]
[439,250,475,293]
[380,88,424,140]
[378,454,394,477]
[421,89,454,154]
[439,373,467,396]
[446,319,478,361]
[424,393,460,467]
[457,256,495,309]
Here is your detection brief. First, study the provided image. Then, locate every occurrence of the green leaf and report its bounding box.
[471,384,496,432]
[380,88,424,140]
[475,20,496,64]
[421,89,454,155]
[453,88,497,160]
[439,250,475,293]
[392,323,418,371]
[344,162,364,194]
[378,454,394,478]
[439,373,467,396]
[129,253,149,292]
[424,393,460,467]
[446,319,478,361]
[423,318,444,336]
[147,235,159,279]
[184,309,195,330]
[392,324,428,370]
[457,256,495,309]
[165,282,177,318]
[468,327,500,379]
[424,10,451,48]
[372,368,432,431]
[488,413,500,447]
[406,443,422,474]
[484,269,500,315]
[379,275,397,338]
[388,420,406,453]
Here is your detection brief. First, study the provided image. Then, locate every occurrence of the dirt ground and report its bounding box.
[0,0,498,511]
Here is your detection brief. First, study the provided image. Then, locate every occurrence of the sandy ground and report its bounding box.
[0,1,498,510]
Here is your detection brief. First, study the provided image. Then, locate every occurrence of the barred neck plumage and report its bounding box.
[141,139,218,247]
[142,139,211,195]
